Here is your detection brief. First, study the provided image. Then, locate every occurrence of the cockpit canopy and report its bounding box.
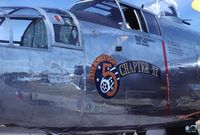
[70,0,161,36]
[0,7,80,49]
[70,0,124,29]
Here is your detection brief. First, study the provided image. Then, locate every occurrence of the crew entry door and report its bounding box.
[119,4,167,115]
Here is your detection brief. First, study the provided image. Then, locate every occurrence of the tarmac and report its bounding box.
[0,121,199,135]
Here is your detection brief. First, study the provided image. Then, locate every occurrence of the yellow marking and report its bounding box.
[140,62,149,74]
[119,63,129,76]
[152,65,159,77]
[192,0,200,12]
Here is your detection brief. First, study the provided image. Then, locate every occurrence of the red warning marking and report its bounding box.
[54,15,61,22]
[162,40,171,114]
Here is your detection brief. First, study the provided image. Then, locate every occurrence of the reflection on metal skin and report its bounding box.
[0,0,199,131]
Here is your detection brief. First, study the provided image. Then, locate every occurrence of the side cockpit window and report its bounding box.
[0,7,80,49]
[44,8,80,47]
[123,8,140,30]
[0,16,9,45]
[53,16,79,46]
[10,9,48,48]
[0,8,48,49]
[142,11,161,36]
[119,3,161,36]
[120,4,147,32]
[21,19,47,48]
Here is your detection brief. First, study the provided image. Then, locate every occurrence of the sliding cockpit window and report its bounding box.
[43,8,80,47]
[70,0,124,29]
[142,11,161,36]
[53,16,79,46]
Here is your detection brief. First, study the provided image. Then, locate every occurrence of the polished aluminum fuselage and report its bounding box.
[0,4,200,129]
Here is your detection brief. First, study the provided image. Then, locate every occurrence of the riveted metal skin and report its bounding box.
[0,0,199,131]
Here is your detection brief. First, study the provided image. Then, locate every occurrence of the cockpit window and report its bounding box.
[9,8,48,48]
[0,7,80,48]
[119,3,147,32]
[0,8,48,48]
[53,16,79,46]
[142,11,161,36]
[70,0,123,28]
[123,8,141,30]
[0,17,9,45]
[21,19,48,48]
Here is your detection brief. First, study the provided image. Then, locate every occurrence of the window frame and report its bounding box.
[9,17,49,50]
[0,7,52,51]
[0,12,13,46]
[133,9,142,31]
[141,10,162,36]
[0,7,83,51]
[50,10,83,51]
[53,16,79,46]
[118,2,162,37]
[119,3,148,33]
[70,0,126,29]
[20,18,48,49]
[0,16,9,45]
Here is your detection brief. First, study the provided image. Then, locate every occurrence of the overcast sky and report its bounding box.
[0,0,200,32]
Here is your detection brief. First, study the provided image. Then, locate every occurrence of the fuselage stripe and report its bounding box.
[162,40,171,114]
